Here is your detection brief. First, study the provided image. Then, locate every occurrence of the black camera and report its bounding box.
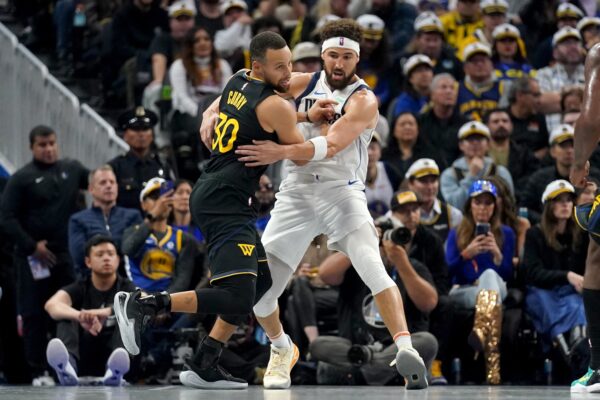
[376,219,412,246]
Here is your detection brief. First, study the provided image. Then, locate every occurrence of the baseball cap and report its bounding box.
[118,106,158,131]
[556,3,584,20]
[292,42,321,62]
[357,14,385,40]
[140,177,166,202]
[552,26,582,47]
[541,179,575,204]
[577,17,600,33]
[168,0,196,18]
[548,123,575,145]
[462,42,492,62]
[220,0,247,14]
[390,190,421,210]
[402,54,433,77]
[468,180,498,199]
[492,23,521,40]
[458,121,491,140]
[405,158,440,180]
[370,131,383,144]
[414,11,444,34]
[481,0,508,15]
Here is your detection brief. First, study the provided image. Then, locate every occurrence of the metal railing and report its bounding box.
[0,22,128,174]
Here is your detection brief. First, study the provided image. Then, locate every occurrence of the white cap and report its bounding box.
[405,158,440,179]
[403,54,433,76]
[556,3,584,19]
[462,41,492,61]
[139,177,166,202]
[481,0,508,15]
[220,0,248,14]
[316,14,341,30]
[541,179,575,204]
[492,23,521,40]
[548,123,575,145]
[168,0,196,17]
[458,121,491,140]
[552,26,582,47]
[414,11,443,33]
[292,42,321,62]
[357,14,385,40]
[577,17,600,32]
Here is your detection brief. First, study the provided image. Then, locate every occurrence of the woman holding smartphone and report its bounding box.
[445,179,516,384]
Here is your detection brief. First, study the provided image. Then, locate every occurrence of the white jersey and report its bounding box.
[284,71,375,184]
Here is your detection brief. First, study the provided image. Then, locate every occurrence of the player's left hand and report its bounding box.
[236,140,283,166]
[570,161,590,189]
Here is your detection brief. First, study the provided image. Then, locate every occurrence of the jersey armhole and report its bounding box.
[294,72,321,109]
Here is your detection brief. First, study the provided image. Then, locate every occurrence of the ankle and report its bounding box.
[394,331,412,350]
[269,331,291,348]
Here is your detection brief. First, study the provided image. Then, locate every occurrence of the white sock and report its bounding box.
[269,331,291,349]
[394,331,412,350]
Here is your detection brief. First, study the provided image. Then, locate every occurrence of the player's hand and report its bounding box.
[200,111,219,150]
[33,240,57,268]
[570,161,590,189]
[307,99,338,123]
[567,271,584,293]
[236,140,283,166]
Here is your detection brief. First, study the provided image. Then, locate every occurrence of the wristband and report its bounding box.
[308,136,328,161]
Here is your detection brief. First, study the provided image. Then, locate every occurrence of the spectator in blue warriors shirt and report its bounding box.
[491,23,534,83]
[69,165,143,277]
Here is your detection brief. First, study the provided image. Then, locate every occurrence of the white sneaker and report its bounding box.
[263,337,299,389]
[393,346,428,390]
[102,348,130,386]
[46,338,78,386]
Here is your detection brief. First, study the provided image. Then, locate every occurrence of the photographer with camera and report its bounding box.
[309,190,438,386]
[445,179,515,384]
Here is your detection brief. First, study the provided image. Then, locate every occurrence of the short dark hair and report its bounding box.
[320,19,362,44]
[507,77,535,104]
[29,125,55,147]
[85,235,118,257]
[250,31,288,63]
[482,108,510,124]
[252,16,283,36]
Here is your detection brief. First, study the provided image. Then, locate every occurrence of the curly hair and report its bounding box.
[320,18,362,43]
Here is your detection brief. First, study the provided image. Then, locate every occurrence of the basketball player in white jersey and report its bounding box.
[230,19,428,390]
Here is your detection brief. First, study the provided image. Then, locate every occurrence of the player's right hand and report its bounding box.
[307,99,338,123]
[570,161,590,189]
[200,111,219,150]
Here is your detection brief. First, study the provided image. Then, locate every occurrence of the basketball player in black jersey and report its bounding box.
[112,31,335,389]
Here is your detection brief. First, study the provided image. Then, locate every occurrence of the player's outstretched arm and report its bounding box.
[200,95,221,149]
[572,44,600,187]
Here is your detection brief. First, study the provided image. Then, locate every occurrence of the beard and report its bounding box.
[491,127,510,142]
[325,66,356,90]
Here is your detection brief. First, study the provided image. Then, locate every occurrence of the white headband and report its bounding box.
[321,37,360,56]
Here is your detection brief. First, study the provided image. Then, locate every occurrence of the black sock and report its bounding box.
[583,289,600,369]
[193,336,224,367]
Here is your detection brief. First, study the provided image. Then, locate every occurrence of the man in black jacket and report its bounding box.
[0,126,88,381]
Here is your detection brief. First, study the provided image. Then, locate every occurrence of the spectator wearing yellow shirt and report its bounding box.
[440,0,483,55]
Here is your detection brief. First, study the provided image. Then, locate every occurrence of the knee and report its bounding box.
[480,268,500,280]
[253,289,278,318]
[412,332,438,367]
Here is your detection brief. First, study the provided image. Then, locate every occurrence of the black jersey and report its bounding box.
[203,70,278,195]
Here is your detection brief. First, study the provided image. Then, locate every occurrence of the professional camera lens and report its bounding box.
[390,227,412,245]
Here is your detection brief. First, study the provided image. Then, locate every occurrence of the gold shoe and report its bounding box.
[485,291,502,385]
[468,289,491,355]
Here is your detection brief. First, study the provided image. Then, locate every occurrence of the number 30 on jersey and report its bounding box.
[212,112,239,153]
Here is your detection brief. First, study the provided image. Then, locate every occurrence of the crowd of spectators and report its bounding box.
[2,0,600,388]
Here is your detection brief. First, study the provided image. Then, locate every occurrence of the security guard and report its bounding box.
[108,106,173,210]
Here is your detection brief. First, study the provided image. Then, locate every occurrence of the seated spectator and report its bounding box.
[170,179,203,243]
[491,24,534,83]
[122,177,198,293]
[311,246,438,385]
[445,180,515,384]
[416,73,466,168]
[402,12,463,81]
[537,27,585,133]
[170,26,232,180]
[507,77,549,160]
[576,180,599,206]
[366,132,400,218]
[440,0,483,57]
[524,180,588,374]
[69,165,143,277]
[356,14,392,108]
[458,42,504,120]
[561,85,584,114]
[381,112,426,179]
[440,121,514,211]
[366,0,417,62]
[44,236,135,386]
[406,158,463,242]
[456,0,509,60]
[214,0,253,68]
[255,175,276,236]
[291,42,322,73]
[521,124,600,219]
[484,108,539,191]
[194,0,224,37]
[391,55,433,118]
[109,107,174,210]
[578,17,600,51]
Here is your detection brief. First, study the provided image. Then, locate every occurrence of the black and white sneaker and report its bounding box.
[113,289,157,355]
[179,358,248,390]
